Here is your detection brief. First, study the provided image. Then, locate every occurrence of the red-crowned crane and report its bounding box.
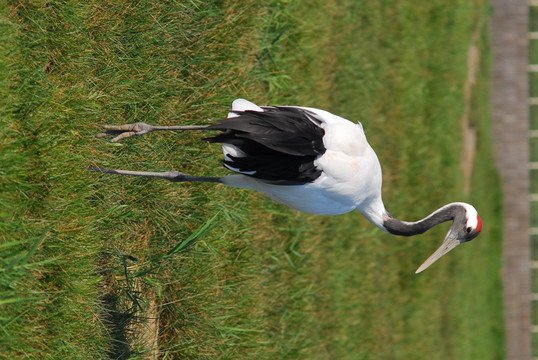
[92,99,483,273]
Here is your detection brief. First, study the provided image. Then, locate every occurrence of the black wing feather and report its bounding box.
[203,106,326,184]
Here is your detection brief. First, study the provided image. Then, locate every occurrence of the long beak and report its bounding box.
[415,232,460,274]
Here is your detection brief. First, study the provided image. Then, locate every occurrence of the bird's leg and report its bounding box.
[89,167,224,183]
[96,122,210,143]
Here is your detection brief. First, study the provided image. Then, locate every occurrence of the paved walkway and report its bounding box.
[490,0,531,359]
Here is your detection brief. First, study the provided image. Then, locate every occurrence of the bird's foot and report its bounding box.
[95,122,155,143]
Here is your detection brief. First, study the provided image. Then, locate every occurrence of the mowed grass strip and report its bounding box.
[0,1,503,359]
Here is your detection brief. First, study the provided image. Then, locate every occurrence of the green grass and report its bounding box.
[1,0,503,359]
[532,105,538,130]
[532,137,538,162]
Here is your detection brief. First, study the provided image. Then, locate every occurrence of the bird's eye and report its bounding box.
[466,227,472,234]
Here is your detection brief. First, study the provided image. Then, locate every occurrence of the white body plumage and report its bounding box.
[221,99,386,226]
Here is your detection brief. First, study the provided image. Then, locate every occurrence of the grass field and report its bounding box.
[0,1,503,359]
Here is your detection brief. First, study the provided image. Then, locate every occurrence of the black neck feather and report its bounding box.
[383,204,463,236]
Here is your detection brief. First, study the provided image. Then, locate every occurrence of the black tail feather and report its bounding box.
[204,107,326,184]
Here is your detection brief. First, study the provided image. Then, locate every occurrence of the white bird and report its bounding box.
[92,99,483,273]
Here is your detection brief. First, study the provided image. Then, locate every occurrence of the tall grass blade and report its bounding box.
[165,213,219,257]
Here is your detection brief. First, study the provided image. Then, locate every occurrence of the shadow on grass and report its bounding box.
[101,291,136,360]
[99,251,140,360]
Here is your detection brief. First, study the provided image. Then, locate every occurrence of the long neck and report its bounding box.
[383,203,462,236]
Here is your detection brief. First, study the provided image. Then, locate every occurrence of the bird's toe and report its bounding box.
[95,122,154,142]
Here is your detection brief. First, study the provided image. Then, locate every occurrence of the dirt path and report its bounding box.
[490,0,531,359]
[461,28,481,195]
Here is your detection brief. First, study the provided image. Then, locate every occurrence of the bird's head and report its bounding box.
[415,203,483,273]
